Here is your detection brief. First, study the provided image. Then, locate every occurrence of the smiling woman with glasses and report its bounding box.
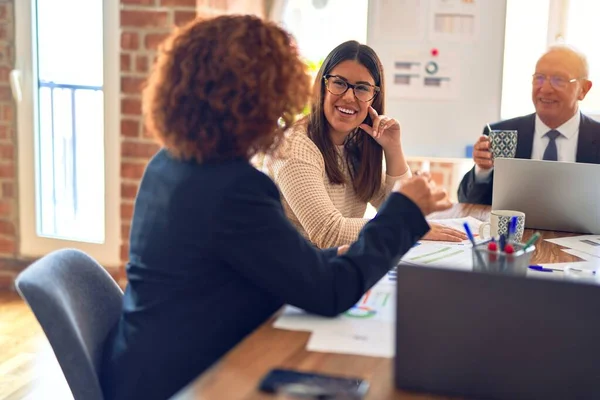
[324,74,380,102]
[261,40,466,249]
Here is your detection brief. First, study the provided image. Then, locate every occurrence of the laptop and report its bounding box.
[492,158,600,234]
[394,263,600,400]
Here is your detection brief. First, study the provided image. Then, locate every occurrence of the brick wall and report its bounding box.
[121,0,208,272]
[0,0,19,289]
[407,158,473,203]
[0,0,270,290]
[119,0,265,278]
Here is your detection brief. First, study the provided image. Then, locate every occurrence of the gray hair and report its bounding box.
[543,43,589,79]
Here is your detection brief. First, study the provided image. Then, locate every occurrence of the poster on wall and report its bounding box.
[387,49,460,100]
[428,0,480,42]
[370,0,426,42]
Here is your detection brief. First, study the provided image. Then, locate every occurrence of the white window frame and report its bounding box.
[13,0,120,266]
[554,0,600,120]
[501,0,600,121]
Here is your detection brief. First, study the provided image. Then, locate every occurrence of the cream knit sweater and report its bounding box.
[262,123,411,249]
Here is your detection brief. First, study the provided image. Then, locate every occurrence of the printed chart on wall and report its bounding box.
[388,49,459,100]
[429,0,480,42]
[370,0,426,42]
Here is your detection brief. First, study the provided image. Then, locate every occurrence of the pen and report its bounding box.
[528,265,553,272]
[463,222,477,246]
[523,232,541,250]
[508,216,517,243]
[528,265,596,274]
[464,222,487,268]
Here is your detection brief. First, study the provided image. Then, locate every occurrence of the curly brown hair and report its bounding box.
[142,15,311,162]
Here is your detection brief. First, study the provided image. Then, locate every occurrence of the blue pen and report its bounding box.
[464,222,487,268]
[528,265,553,273]
[499,234,506,251]
[508,216,518,243]
[463,222,476,246]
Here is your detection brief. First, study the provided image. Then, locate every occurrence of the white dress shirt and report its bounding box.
[475,110,581,182]
[530,111,580,161]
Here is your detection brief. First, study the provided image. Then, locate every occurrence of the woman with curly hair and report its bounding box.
[263,41,466,248]
[100,16,451,400]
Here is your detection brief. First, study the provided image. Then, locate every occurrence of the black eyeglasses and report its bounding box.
[532,73,582,90]
[323,74,380,102]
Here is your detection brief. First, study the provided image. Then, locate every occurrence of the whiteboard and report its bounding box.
[367,0,507,158]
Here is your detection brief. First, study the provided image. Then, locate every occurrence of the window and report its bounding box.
[274,0,369,66]
[14,0,119,265]
[562,0,600,115]
[501,0,600,120]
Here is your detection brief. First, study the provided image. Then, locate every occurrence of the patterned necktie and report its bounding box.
[542,130,561,161]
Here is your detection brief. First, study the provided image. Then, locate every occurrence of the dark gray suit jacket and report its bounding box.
[457,112,600,205]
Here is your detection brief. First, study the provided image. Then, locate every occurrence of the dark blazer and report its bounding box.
[457,112,600,205]
[100,149,429,400]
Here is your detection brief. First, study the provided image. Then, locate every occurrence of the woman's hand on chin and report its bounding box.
[359,106,402,152]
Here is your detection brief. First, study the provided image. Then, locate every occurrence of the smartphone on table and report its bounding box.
[258,368,369,399]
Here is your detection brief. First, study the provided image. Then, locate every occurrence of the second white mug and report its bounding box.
[479,210,526,242]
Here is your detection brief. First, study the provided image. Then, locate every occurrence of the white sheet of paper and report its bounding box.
[526,262,600,283]
[531,262,596,272]
[272,305,333,332]
[306,320,394,358]
[274,279,396,332]
[561,248,600,261]
[526,268,564,280]
[400,242,473,271]
[545,235,600,257]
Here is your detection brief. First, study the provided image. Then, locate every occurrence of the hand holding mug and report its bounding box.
[473,135,493,170]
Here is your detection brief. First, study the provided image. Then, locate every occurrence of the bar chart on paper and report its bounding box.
[401,243,472,270]
[344,284,395,323]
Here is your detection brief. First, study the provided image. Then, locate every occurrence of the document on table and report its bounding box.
[531,262,597,272]
[400,242,472,271]
[306,320,394,358]
[561,248,600,262]
[546,235,600,257]
[527,262,599,283]
[274,280,395,331]
[274,219,483,358]
[274,279,396,358]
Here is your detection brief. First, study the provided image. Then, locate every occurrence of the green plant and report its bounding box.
[299,58,324,117]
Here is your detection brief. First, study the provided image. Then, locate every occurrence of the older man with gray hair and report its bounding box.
[458,44,600,205]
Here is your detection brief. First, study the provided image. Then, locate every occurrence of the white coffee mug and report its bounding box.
[479,210,526,242]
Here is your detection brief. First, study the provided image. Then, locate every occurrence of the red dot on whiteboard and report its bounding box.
[431,48,439,56]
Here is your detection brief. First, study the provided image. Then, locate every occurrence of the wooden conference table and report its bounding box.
[173,203,590,400]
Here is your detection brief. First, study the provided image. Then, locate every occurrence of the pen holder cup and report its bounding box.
[472,240,535,276]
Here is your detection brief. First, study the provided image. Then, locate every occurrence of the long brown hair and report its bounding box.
[307,40,385,202]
